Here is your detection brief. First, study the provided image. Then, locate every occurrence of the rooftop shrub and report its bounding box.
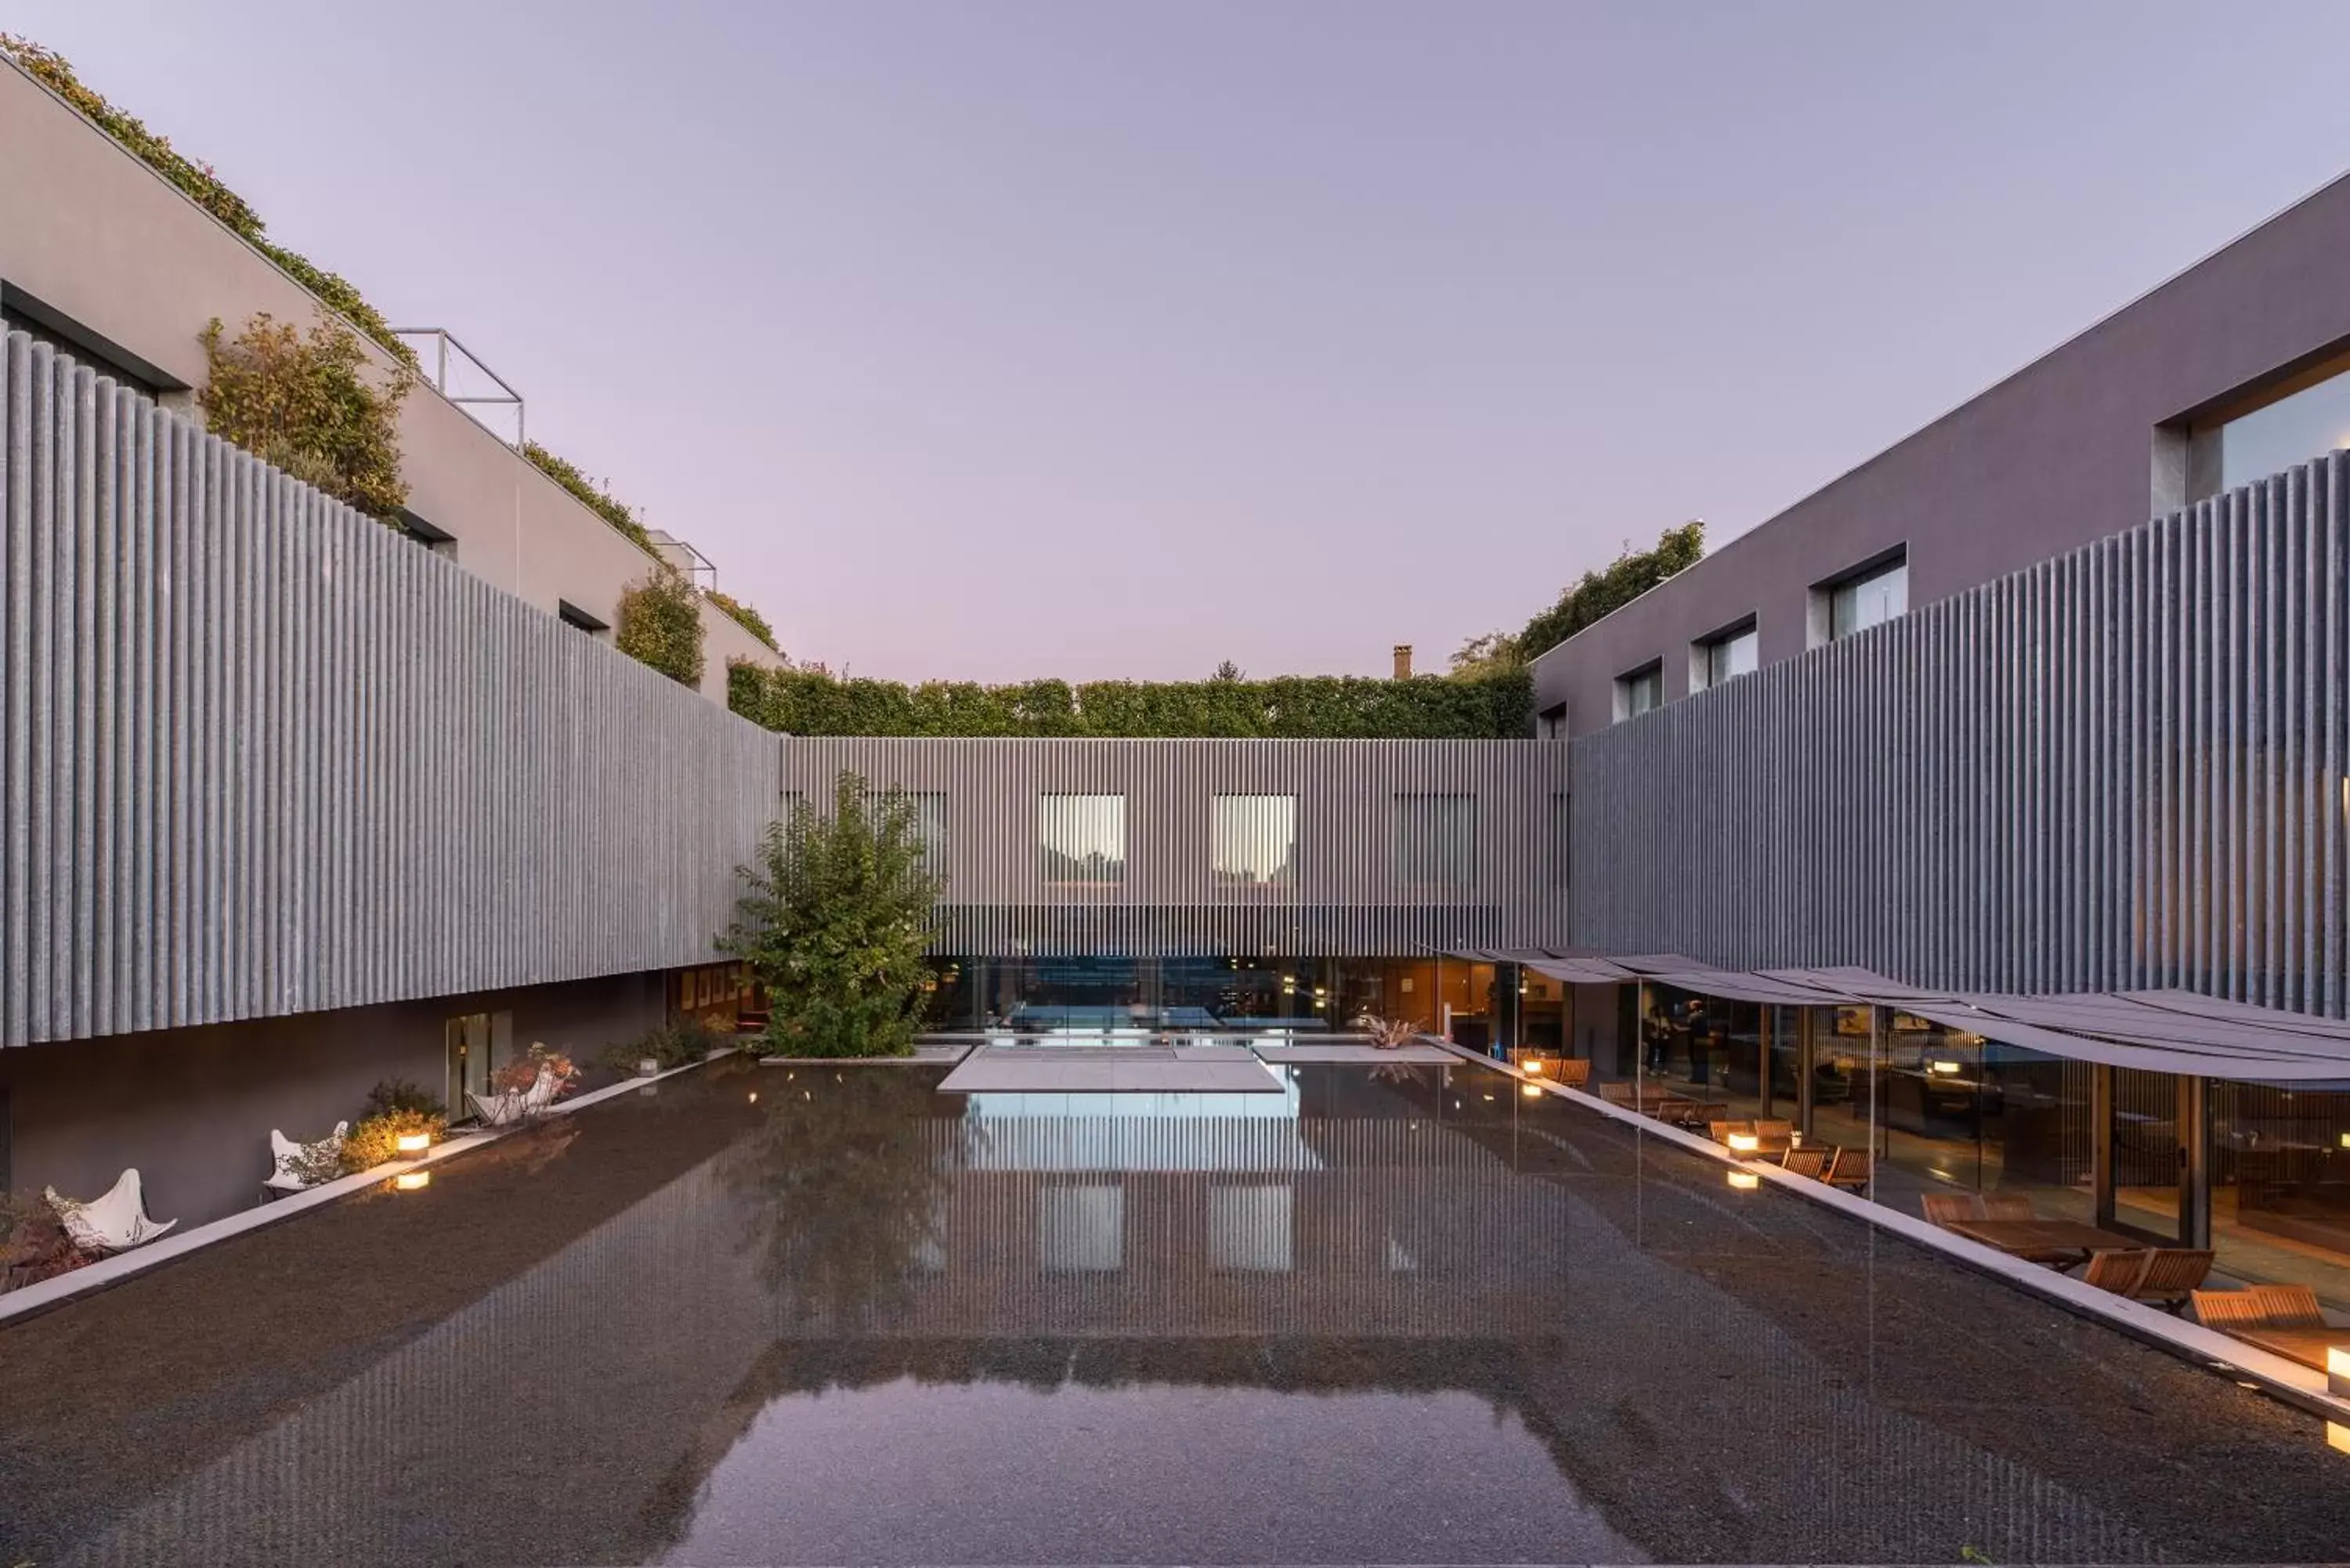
[520,440,656,555]
[0,35,413,366]
[617,568,708,688]
[726,663,1534,739]
[1452,520,1705,675]
[705,590,780,653]
[201,313,412,524]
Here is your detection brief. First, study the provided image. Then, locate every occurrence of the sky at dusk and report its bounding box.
[13,1,2350,681]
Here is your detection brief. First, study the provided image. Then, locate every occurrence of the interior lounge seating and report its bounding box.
[2081,1248,2214,1311]
[45,1169,176,1254]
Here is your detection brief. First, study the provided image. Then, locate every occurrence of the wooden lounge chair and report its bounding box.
[1921,1192,1983,1227]
[1552,1058,1593,1088]
[1823,1148,1872,1192]
[1598,1081,1640,1107]
[1979,1193,2038,1222]
[2192,1283,2326,1331]
[2083,1248,2213,1312]
[1780,1147,1831,1179]
[45,1169,175,1254]
[2191,1283,2334,1370]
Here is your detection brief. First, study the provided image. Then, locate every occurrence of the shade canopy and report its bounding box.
[1459,950,2350,1084]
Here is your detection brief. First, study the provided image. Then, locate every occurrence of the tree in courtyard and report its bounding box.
[721,771,945,1058]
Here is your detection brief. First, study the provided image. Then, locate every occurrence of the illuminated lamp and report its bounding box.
[393,1171,430,1192]
[395,1132,432,1154]
[1726,1170,1760,1190]
[1727,1132,1761,1154]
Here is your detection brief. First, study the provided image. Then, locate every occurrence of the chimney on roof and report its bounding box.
[1392,644,1414,681]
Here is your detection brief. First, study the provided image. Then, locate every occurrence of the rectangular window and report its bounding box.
[1039,793,1126,884]
[1826,555,1907,641]
[1394,793,1476,888]
[1211,794,1296,885]
[1537,702,1568,740]
[2187,353,2350,501]
[1614,662,1664,722]
[909,791,948,867]
[1694,623,1757,690]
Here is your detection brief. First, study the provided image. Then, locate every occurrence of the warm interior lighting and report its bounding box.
[1727,1132,1761,1153]
[394,1132,431,1154]
[1727,1170,1760,1190]
[2331,1422,2350,1455]
[1522,1058,1546,1076]
[1521,1082,1543,1099]
[747,1091,759,1104]
[393,1171,430,1192]
[2339,1131,2350,1150]
[2328,1346,2350,1397]
[1930,1060,1963,1075]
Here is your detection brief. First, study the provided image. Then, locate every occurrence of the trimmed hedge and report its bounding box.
[728,663,1532,739]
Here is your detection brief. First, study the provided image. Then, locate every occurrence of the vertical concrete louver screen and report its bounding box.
[0,331,782,1049]
[1571,450,2350,1013]
[778,737,1571,956]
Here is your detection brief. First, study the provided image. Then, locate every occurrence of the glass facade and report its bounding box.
[1038,793,1125,884]
[1829,558,1907,639]
[1210,794,1296,885]
[1393,793,1476,888]
[1617,663,1663,719]
[1697,624,1758,688]
[2189,357,2350,500]
[922,955,1507,1047]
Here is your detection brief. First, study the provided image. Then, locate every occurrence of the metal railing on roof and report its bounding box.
[393,327,524,449]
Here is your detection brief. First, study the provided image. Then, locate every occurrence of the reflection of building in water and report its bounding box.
[61,1086,2164,1566]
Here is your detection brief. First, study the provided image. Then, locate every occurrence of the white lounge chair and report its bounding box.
[46,1169,176,1253]
[468,1066,561,1128]
[264,1121,349,1195]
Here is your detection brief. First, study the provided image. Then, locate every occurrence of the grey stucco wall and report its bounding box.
[1569,450,2350,1012]
[0,970,669,1229]
[779,735,1572,956]
[0,331,782,1050]
[0,59,779,701]
[1533,170,2350,736]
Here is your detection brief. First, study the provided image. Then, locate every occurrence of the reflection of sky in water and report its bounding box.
[661,1382,1643,1568]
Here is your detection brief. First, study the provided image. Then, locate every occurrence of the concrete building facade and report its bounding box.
[0,52,781,703]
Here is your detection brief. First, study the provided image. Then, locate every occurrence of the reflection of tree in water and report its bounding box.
[737,1067,971,1331]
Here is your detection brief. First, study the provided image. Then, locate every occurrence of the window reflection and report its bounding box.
[1211,794,1296,885]
[1039,793,1125,883]
[2189,358,2350,500]
[1829,559,1907,639]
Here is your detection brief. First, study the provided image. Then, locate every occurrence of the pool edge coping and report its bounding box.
[0,1049,741,1328]
[1441,1041,2350,1428]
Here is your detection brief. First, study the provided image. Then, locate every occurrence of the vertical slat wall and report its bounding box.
[778,738,1572,956]
[1571,449,2350,1012]
[0,331,781,1050]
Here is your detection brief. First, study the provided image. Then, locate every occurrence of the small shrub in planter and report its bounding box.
[1,1190,92,1292]
[1352,1013,1426,1050]
[340,1107,446,1175]
[363,1078,447,1122]
[598,1017,720,1078]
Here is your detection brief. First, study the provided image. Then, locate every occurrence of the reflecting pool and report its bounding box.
[3,1057,2347,1565]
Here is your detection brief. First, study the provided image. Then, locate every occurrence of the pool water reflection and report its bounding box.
[3,1058,2348,1566]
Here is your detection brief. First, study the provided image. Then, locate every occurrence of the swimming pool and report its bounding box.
[2,1053,2343,1565]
